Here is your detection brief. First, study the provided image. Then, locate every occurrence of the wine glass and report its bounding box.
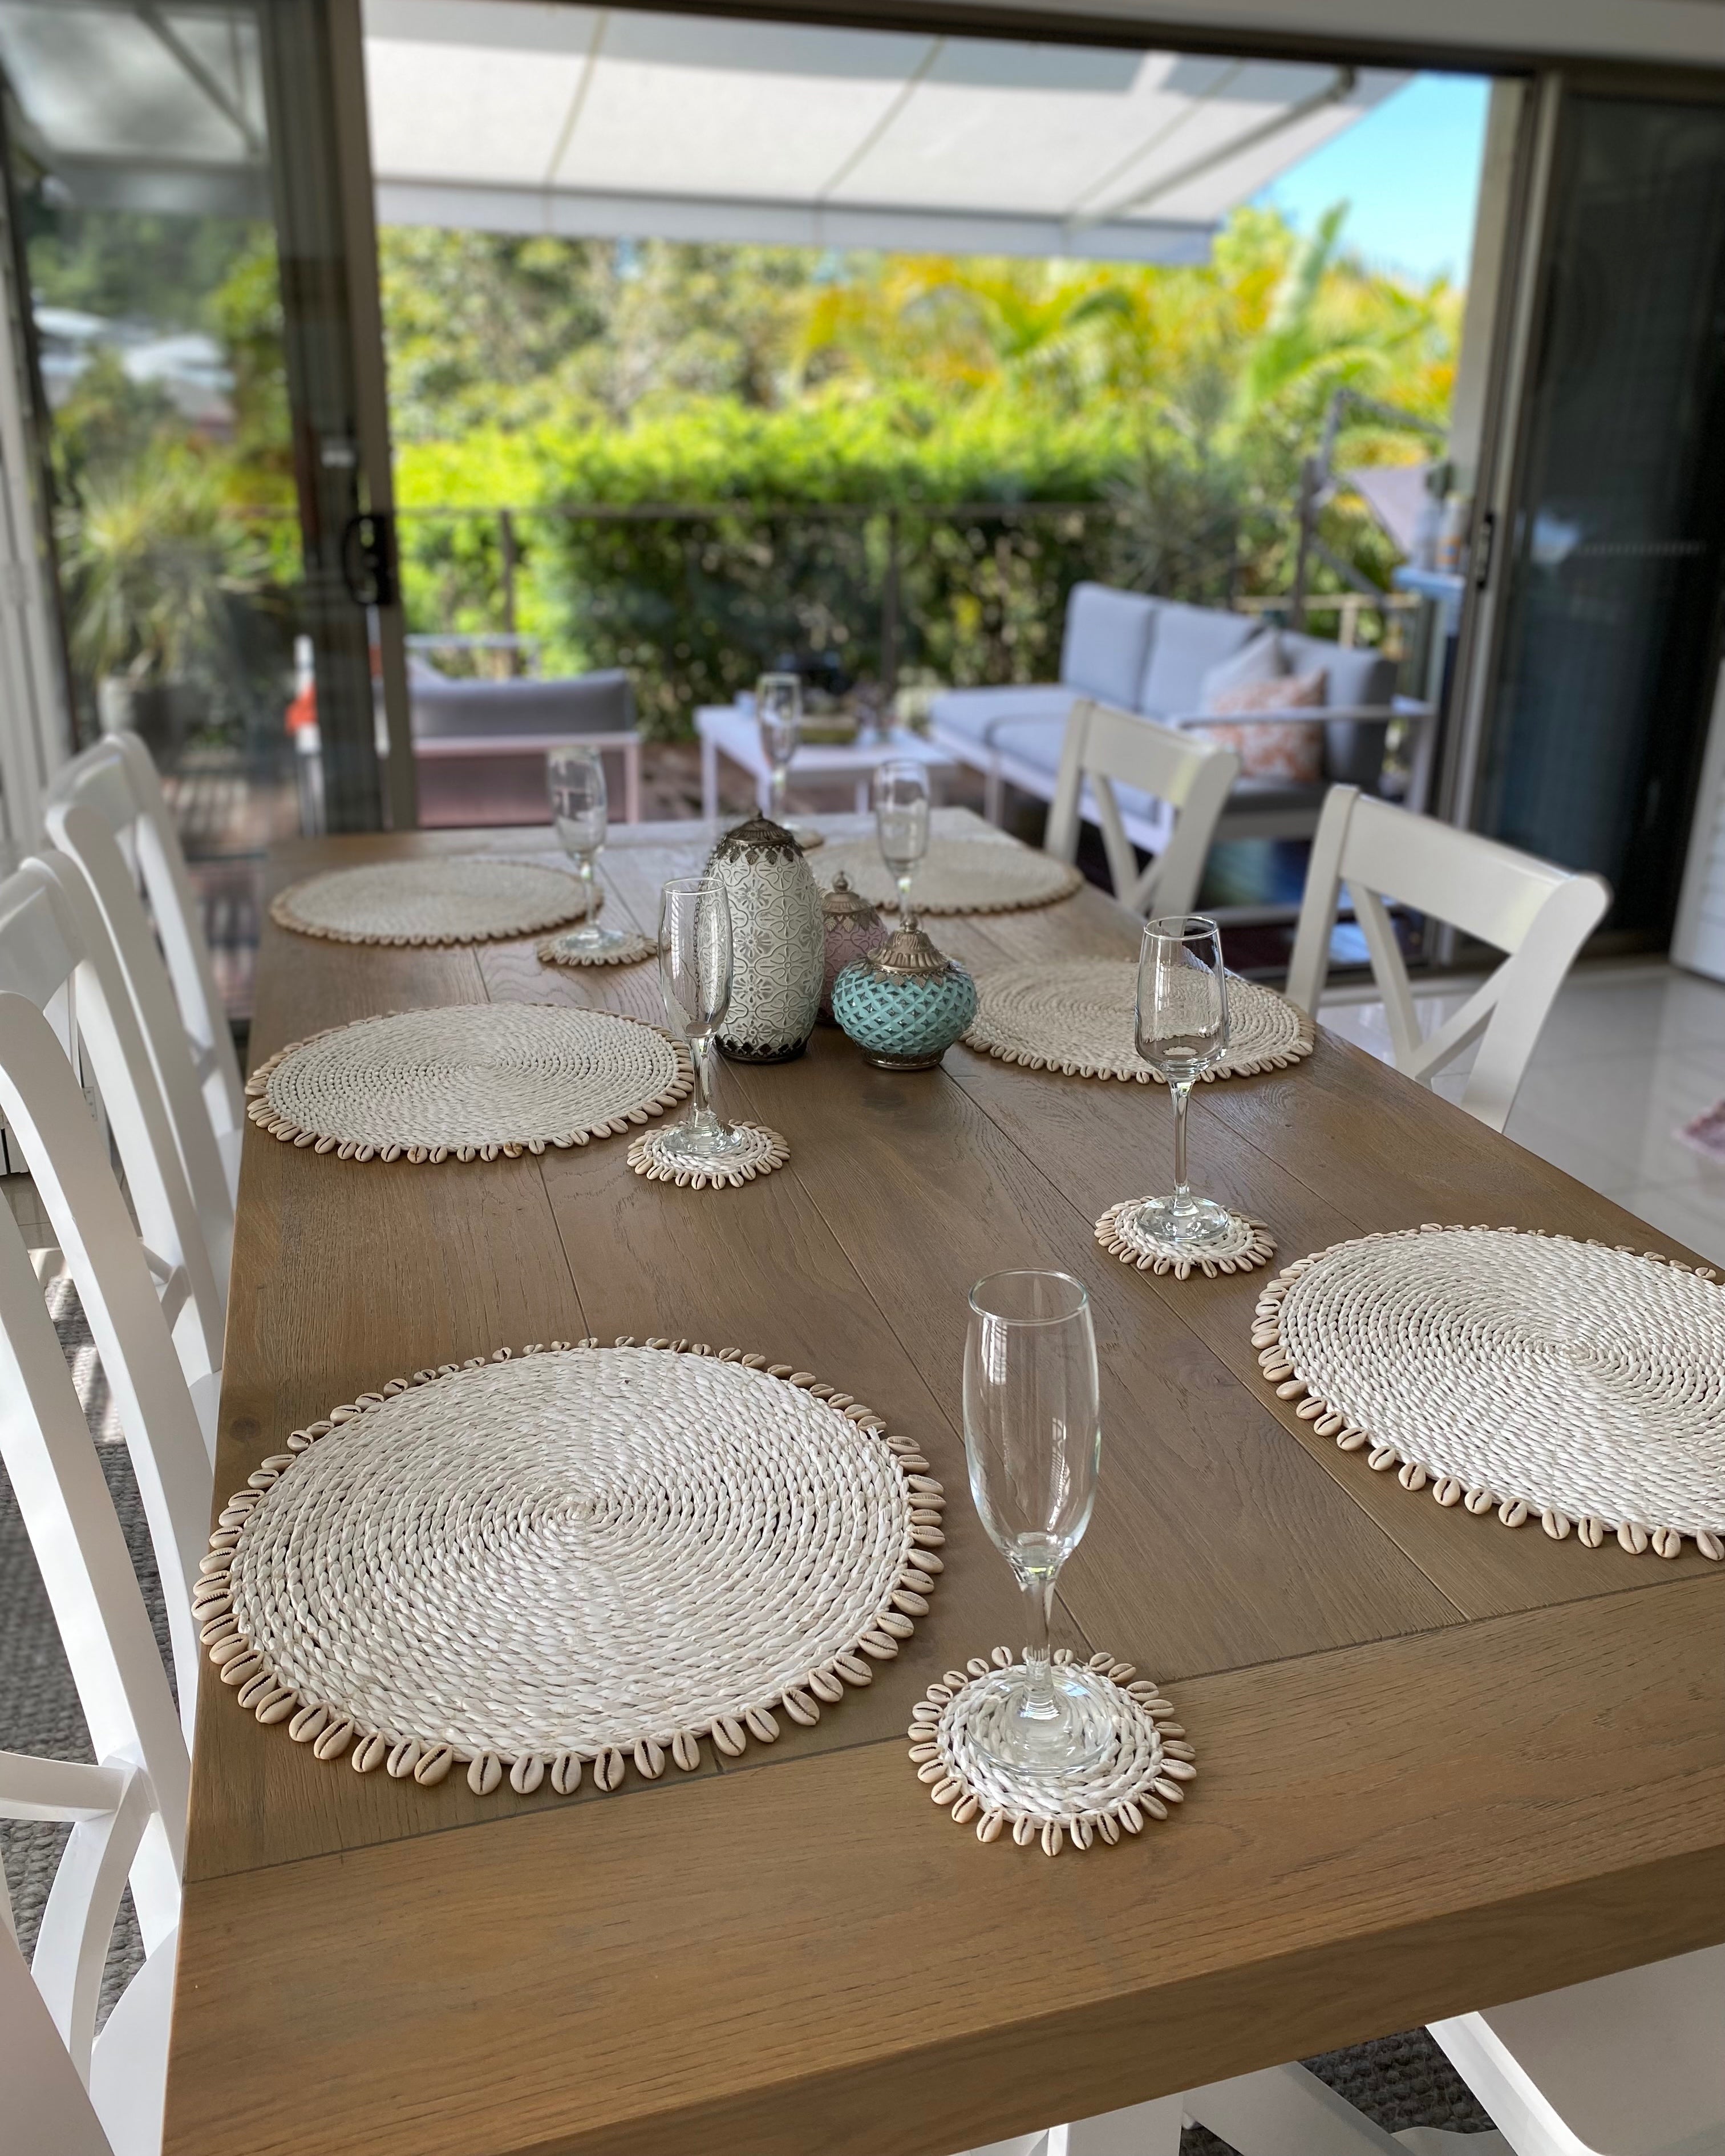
[546,743,630,955]
[657,876,746,1161]
[962,1270,1114,1774]
[873,757,930,914]
[1131,915,1233,1249]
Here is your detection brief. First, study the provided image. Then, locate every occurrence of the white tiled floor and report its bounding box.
[1320,960,1725,1264]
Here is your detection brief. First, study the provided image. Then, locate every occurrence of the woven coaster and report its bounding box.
[818,836,1082,916]
[537,925,655,969]
[968,958,1313,1083]
[1096,1199,1274,1280]
[1256,1224,1725,1560]
[245,1004,691,1162]
[909,1650,1194,1855]
[628,1120,789,1191]
[273,857,589,946]
[195,1342,944,1794]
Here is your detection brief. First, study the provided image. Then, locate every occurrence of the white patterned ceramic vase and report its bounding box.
[707,815,826,1063]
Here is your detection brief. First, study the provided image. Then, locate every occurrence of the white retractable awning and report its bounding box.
[363,1,1407,262]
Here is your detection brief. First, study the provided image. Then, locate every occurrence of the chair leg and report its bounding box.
[700,735,718,822]
[985,760,1004,827]
[625,742,641,824]
[1185,2062,1405,2154]
[1059,2092,1185,2153]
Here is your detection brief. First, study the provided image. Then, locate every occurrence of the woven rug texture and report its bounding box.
[0,1178,1497,2131]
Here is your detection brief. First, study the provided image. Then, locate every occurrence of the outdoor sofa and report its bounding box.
[929,581,1435,877]
[407,657,642,825]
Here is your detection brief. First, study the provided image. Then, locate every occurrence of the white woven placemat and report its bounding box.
[194,1342,944,1793]
[909,1651,1194,1855]
[818,836,1082,915]
[273,857,589,946]
[1256,1224,1725,1559]
[967,958,1314,1082]
[246,1004,691,1162]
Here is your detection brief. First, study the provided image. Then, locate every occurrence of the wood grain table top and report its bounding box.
[164,812,1725,2156]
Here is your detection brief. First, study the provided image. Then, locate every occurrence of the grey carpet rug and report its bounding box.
[0,1188,1496,2138]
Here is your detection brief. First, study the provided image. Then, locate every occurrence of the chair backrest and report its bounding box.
[1286,786,1612,1131]
[45,729,244,1155]
[0,853,225,1404]
[0,1188,188,2155]
[0,982,213,1729]
[1044,699,1240,918]
[44,798,236,1296]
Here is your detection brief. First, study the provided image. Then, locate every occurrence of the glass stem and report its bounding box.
[770,766,787,823]
[1017,1567,1059,1721]
[1171,1076,1193,1215]
[581,857,595,928]
[690,1036,719,1127]
[897,871,912,915]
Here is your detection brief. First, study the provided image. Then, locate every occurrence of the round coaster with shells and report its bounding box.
[627,1119,790,1191]
[537,925,654,969]
[967,958,1313,1083]
[245,1004,691,1163]
[272,857,590,946]
[194,1340,945,1796]
[909,1649,1195,1855]
[817,836,1082,916]
[1254,1224,1725,1561]
[1096,1198,1275,1281]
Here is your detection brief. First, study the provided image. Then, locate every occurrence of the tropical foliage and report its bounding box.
[31,194,1463,742]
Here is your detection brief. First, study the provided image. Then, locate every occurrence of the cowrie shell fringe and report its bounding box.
[911,1650,1193,1855]
[536,927,655,969]
[1253,1224,1725,1563]
[205,1340,940,1797]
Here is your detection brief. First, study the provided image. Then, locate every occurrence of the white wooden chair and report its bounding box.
[0,852,225,1437]
[968,2058,1509,2154]
[1285,786,1611,1132]
[0,977,213,1732]
[46,730,245,1223]
[1044,699,1240,918]
[0,1182,189,2156]
[1430,1944,1725,2156]
[44,792,237,1296]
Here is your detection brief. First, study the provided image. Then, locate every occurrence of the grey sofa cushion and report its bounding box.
[1279,631,1398,790]
[929,684,1079,751]
[1137,603,1260,719]
[1060,583,1160,708]
[989,714,1167,833]
[409,669,635,741]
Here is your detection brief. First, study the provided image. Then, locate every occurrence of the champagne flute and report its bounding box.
[873,757,930,914]
[756,672,821,851]
[658,876,746,1160]
[546,743,629,954]
[1131,915,1233,1248]
[963,1270,1113,1773]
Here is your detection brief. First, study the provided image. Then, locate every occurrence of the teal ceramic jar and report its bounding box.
[832,916,977,1071]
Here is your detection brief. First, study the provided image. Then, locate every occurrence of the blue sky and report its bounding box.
[1256,74,1492,288]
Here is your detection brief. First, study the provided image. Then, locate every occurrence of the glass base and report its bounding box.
[1128,1192,1238,1251]
[967,1662,1117,1775]
[557,921,631,954]
[671,1113,751,1163]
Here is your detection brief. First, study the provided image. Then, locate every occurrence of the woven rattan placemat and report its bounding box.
[818,836,1082,915]
[273,857,589,946]
[195,1342,944,1793]
[967,958,1313,1083]
[1256,1224,1725,1559]
[246,1004,691,1162]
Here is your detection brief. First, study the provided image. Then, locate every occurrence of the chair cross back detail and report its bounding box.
[1044,699,1240,918]
[1285,786,1611,1132]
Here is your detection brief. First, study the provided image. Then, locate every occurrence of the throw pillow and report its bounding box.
[1194,666,1330,786]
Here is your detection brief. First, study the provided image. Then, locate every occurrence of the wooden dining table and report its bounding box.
[164,810,1725,2156]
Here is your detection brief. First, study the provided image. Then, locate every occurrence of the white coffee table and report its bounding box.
[697,704,957,822]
